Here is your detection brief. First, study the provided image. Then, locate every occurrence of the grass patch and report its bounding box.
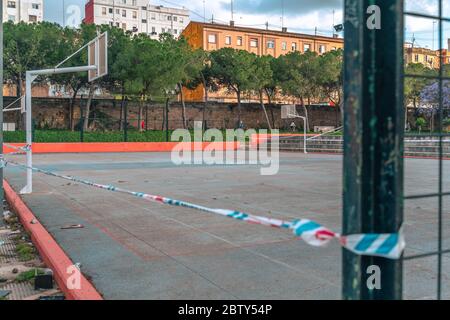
[16,243,35,262]
[15,269,44,282]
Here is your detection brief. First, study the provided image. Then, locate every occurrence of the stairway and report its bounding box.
[266,135,450,158]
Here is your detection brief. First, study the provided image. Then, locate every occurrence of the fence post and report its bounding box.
[343,0,404,300]
[124,97,128,142]
[80,95,84,143]
[0,2,3,203]
[165,98,169,142]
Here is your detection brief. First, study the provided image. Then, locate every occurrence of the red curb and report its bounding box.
[3,142,240,154]
[3,180,103,300]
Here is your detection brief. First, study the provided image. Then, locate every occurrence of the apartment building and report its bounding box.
[404,41,450,69]
[183,21,344,58]
[84,0,190,39]
[2,0,43,23]
[182,21,344,102]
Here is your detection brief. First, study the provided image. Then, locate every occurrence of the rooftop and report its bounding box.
[188,21,344,43]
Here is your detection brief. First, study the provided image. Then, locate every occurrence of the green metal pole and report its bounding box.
[343,0,404,300]
[0,2,4,204]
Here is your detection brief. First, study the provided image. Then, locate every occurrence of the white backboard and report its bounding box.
[88,32,108,82]
[281,105,299,119]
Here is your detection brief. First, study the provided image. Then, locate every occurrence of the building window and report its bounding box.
[180,18,184,23]
[267,40,275,49]
[109,8,113,14]
[282,42,287,50]
[174,16,178,22]
[29,15,37,22]
[304,44,311,52]
[116,9,120,14]
[7,1,16,8]
[122,23,127,30]
[102,7,107,15]
[142,19,147,23]
[151,14,156,20]
[237,37,243,46]
[319,45,326,54]
[32,3,40,9]
[8,15,15,22]
[208,34,217,44]
[415,54,419,62]
[168,15,172,21]
[250,38,258,48]
[225,36,232,45]
[152,27,156,34]
[174,29,178,34]
[133,11,137,19]
[292,42,297,51]
[122,10,126,18]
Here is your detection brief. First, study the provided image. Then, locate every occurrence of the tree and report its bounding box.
[210,48,256,125]
[3,22,65,97]
[404,63,435,109]
[277,51,321,132]
[186,51,221,130]
[250,55,273,129]
[317,49,343,125]
[162,36,204,129]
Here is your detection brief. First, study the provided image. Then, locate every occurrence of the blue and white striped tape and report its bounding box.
[4,160,405,259]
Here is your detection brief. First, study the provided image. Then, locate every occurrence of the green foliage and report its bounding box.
[404,63,436,108]
[210,48,257,98]
[2,22,349,129]
[16,269,44,282]
[317,49,343,107]
[415,117,427,128]
[276,51,321,102]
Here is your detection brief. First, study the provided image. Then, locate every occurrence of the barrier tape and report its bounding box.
[4,160,405,259]
[4,143,31,154]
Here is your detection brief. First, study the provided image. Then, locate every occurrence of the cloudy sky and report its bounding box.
[44,0,449,49]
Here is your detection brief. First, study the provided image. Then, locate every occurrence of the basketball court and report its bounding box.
[3,151,449,299]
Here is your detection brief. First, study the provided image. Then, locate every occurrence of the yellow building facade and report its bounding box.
[182,22,344,103]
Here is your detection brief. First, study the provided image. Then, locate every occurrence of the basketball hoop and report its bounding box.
[281,105,308,154]
[21,33,109,194]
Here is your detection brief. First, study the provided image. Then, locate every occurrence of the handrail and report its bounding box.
[306,126,343,141]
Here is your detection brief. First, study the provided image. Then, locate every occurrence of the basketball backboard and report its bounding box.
[88,32,108,82]
[281,105,300,119]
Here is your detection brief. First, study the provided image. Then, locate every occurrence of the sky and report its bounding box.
[43,0,450,49]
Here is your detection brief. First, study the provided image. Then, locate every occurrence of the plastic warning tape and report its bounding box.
[4,143,30,154]
[5,160,405,259]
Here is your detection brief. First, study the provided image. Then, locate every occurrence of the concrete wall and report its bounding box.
[3,97,342,131]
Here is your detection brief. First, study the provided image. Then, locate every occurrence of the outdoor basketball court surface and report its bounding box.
[4,152,450,300]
